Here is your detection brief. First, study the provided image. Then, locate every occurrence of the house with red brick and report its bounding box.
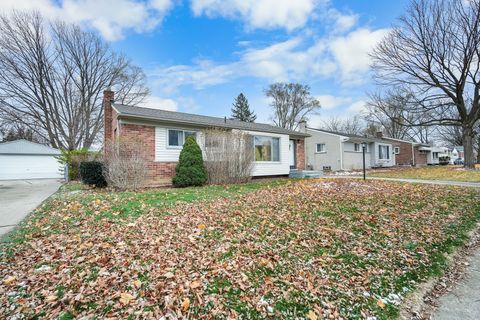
[376,133,430,166]
[103,89,309,184]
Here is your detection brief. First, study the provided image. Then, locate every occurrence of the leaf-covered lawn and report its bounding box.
[368,165,480,183]
[1,179,479,319]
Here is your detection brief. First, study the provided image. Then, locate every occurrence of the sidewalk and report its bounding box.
[433,250,480,319]
[326,176,480,188]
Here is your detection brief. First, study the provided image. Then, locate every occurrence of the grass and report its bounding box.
[368,165,480,183]
[1,178,479,319]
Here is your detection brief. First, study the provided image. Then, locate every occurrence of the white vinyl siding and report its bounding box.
[155,126,291,176]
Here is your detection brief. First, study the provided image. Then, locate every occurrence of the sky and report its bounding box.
[0,0,409,127]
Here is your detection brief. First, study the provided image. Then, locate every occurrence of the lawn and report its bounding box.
[1,179,480,319]
[368,165,480,183]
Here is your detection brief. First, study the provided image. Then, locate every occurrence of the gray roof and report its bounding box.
[113,104,309,138]
[306,127,381,143]
[0,139,60,155]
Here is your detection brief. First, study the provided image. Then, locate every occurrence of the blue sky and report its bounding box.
[1,0,409,127]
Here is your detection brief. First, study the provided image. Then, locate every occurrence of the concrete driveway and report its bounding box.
[0,179,62,237]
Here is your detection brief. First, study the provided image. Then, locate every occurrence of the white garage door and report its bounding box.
[0,155,63,180]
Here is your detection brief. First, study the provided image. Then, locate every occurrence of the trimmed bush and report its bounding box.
[56,149,100,180]
[172,136,207,187]
[79,161,107,187]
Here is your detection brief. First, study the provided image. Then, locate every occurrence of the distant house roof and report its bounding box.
[380,136,429,146]
[306,127,382,143]
[454,146,464,152]
[113,104,309,138]
[0,139,60,155]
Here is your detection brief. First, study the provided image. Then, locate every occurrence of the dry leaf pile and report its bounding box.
[1,179,479,319]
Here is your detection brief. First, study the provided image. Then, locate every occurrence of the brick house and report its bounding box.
[103,89,309,185]
[376,133,430,166]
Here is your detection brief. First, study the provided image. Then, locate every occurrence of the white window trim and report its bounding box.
[253,135,281,162]
[394,147,400,154]
[167,128,197,149]
[315,143,326,153]
[378,144,391,160]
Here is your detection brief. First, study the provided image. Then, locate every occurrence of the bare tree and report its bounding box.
[321,115,365,135]
[0,11,149,150]
[265,83,320,130]
[202,129,253,184]
[104,137,148,190]
[371,0,480,168]
[365,89,433,143]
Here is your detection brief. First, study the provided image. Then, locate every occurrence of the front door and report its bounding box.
[289,140,296,168]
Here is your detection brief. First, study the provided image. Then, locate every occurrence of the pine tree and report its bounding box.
[172,136,208,187]
[231,93,256,122]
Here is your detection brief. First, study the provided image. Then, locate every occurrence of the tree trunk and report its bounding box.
[462,125,476,169]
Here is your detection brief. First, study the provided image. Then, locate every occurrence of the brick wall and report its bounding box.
[394,140,414,166]
[296,139,305,170]
[120,123,177,185]
[414,148,428,166]
[103,90,114,146]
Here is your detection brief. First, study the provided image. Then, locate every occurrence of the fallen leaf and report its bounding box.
[45,295,57,302]
[307,310,318,320]
[197,224,206,229]
[133,280,142,288]
[119,292,135,305]
[3,276,16,285]
[190,280,201,289]
[181,298,190,311]
[377,299,385,309]
[164,272,175,279]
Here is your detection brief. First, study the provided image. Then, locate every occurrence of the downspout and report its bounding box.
[412,144,415,166]
[339,138,344,170]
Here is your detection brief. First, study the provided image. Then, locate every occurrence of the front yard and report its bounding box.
[368,165,480,183]
[1,179,480,319]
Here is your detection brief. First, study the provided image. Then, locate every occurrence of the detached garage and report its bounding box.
[0,139,63,180]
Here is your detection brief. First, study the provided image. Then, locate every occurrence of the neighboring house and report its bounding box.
[103,90,309,185]
[0,139,63,180]
[376,134,430,166]
[420,146,450,165]
[451,146,465,160]
[304,127,396,171]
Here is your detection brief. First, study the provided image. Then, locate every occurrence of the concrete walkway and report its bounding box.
[327,175,480,188]
[433,250,480,319]
[0,179,62,237]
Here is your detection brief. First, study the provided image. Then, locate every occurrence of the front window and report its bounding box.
[433,152,439,159]
[316,143,326,153]
[354,143,360,152]
[394,147,400,154]
[378,145,390,160]
[168,129,196,147]
[254,136,280,161]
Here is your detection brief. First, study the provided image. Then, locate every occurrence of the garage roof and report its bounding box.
[0,139,60,155]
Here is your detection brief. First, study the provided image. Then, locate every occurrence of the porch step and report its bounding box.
[289,170,324,179]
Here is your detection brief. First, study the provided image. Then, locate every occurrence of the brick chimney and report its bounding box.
[298,120,307,133]
[375,131,383,139]
[103,88,114,147]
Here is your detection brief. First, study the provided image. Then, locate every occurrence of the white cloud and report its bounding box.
[346,100,367,114]
[191,0,317,31]
[150,27,389,92]
[0,0,174,41]
[140,96,178,111]
[316,95,352,110]
[330,28,389,81]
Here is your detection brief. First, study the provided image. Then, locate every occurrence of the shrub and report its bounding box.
[57,149,100,180]
[79,161,107,187]
[103,138,148,190]
[439,156,450,165]
[202,129,253,184]
[172,136,207,187]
